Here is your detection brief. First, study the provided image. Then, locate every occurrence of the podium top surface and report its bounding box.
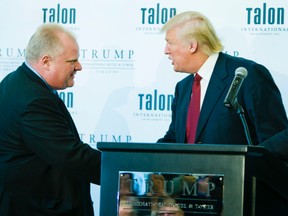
[97,142,266,155]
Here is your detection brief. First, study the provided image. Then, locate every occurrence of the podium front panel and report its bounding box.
[98,143,249,216]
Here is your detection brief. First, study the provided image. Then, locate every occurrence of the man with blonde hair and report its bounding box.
[157,11,288,160]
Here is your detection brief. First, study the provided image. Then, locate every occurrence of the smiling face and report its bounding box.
[41,33,82,90]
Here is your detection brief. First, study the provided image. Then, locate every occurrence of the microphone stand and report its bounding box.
[232,100,253,146]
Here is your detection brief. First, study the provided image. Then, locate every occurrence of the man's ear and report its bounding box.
[189,41,198,53]
[41,55,51,69]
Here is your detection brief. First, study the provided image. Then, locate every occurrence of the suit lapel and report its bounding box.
[196,53,229,140]
[178,75,193,143]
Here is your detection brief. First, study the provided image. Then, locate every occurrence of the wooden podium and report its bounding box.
[97,142,288,216]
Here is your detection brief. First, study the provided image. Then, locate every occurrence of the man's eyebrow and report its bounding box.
[65,59,78,63]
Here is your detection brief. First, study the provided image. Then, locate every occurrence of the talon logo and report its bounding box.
[42,4,76,24]
[140,3,176,25]
[246,3,284,25]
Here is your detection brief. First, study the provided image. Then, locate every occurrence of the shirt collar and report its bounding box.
[197,52,219,81]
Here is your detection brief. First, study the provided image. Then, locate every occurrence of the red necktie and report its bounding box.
[186,73,202,143]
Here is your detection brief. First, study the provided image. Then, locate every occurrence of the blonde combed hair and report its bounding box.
[161,11,223,55]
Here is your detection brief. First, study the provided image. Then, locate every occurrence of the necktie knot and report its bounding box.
[194,73,202,82]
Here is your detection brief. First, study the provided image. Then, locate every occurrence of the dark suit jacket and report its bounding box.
[0,63,101,216]
[158,52,288,148]
[260,129,288,163]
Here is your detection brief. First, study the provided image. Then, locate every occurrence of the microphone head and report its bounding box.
[235,67,248,78]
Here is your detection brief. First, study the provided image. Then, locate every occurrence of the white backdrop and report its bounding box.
[1,0,288,215]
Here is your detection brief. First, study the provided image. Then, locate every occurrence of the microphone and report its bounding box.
[224,67,248,108]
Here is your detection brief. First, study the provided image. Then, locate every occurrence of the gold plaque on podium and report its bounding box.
[117,172,224,216]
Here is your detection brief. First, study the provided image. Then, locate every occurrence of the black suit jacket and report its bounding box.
[158,52,288,148]
[261,129,288,163]
[0,63,101,216]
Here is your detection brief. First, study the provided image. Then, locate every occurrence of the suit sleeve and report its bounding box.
[240,63,288,144]
[20,95,101,184]
[260,129,288,163]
